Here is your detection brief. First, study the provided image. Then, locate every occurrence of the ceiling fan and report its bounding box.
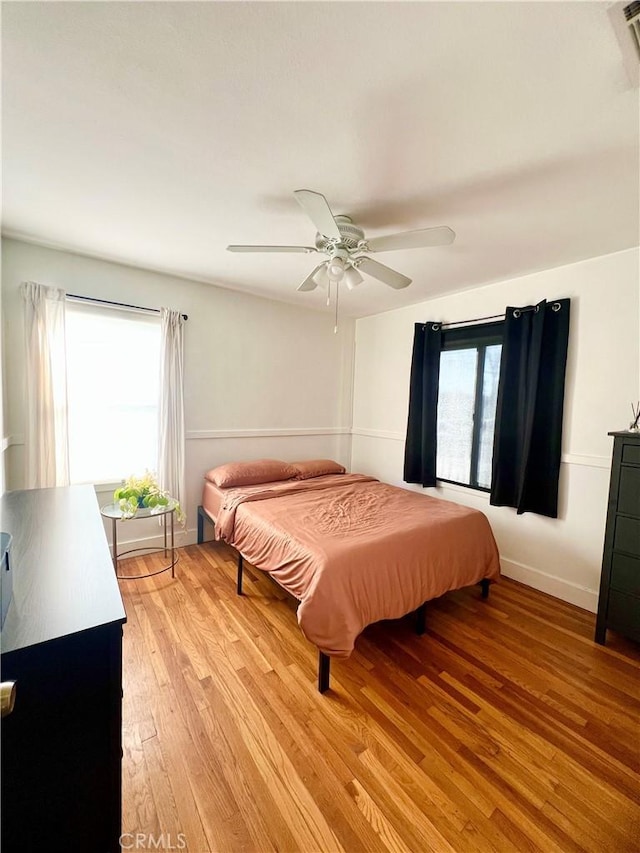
[227,189,455,293]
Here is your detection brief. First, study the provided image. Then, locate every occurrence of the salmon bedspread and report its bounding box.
[206,473,500,658]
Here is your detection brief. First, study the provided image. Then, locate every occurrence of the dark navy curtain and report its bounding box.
[490,299,570,518]
[404,322,442,487]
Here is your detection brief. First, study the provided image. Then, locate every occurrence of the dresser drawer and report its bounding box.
[614,515,640,556]
[622,443,640,466]
[618,466,640,518]
[606,589,640,641]
[610,552,640,596]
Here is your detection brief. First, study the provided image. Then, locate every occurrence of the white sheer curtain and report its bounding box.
[158,308,185,521]
[21,281,70,488]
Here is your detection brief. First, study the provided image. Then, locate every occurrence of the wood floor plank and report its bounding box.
[141,734,182,839]
[120,543,640,852]
[237,666,387,853]
[347,779,412,853]
[122,721,159,838]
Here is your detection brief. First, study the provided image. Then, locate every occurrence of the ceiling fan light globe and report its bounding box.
[344,267,364,290]
[312,264,330,288]
[327,258,346,281]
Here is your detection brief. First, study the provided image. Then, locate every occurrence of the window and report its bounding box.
[436,322,503,491]
[65,301,161,483]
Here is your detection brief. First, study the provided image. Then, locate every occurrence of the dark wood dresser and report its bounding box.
[1,486,126,853]
[595,431,640,644]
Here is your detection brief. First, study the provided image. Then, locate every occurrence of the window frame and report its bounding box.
[436,321,504,493]
[64,299,161,486]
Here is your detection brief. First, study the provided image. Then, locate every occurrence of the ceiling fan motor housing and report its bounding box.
[314,215,364,252]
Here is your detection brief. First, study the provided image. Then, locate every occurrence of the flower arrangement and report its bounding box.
[114,471,182,521]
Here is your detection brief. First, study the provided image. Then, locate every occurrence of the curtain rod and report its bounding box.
[430,302,562,329]
[66,293,188,321]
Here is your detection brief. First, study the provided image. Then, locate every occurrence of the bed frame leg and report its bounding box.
[318,651,330,693]
[236,551,242,595]
[237,553,244,596]
[480,579,490,599]
[198,505,218,544]
[415,602,426,636]
[197,505,205,544]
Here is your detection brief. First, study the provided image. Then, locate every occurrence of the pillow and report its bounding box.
[292,459,346,480]
[205,459,296,488]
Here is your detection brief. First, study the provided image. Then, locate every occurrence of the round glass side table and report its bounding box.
[100,500,178,580]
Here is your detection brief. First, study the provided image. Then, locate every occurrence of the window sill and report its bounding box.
[69,480,123,494]
[435,479,491,500]
[94,482,123,494]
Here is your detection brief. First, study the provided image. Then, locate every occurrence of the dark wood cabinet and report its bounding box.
[596,431,640,644]
[1,486,126,853]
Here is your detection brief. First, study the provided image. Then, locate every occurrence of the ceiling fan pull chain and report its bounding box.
[327,280,331,307]
[334,281,339,334]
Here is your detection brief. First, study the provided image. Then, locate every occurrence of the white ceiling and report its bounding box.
[2,1,639,317]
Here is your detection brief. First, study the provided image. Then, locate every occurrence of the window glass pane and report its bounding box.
[436,348,476,484]
[66,304,160,483]
[476,344,502,489]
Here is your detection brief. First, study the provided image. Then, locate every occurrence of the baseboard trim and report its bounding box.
[105,527,198,554]
[500,557,598,613]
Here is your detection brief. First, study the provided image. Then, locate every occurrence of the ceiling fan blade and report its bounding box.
[366,226,455,253]
[357,256,411,289]
[227,244,317,253]
[294,189,342,240]
[297,264,326,292]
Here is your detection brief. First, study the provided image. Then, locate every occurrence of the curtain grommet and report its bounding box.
[552,302,561,312]
[431,323,441,331]
[513,309,521,319]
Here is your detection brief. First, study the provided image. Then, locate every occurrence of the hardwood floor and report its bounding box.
[120,543,640,852]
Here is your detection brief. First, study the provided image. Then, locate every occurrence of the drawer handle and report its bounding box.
[1,681,17,717]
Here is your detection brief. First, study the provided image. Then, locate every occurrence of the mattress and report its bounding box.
[202,479,226,524]
[203,473,500,658]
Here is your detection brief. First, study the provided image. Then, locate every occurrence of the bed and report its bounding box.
[197,459,500,692]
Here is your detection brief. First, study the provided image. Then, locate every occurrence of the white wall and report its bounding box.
[2,237,355,547]
[351,248,640,612]
[0,254,5,496]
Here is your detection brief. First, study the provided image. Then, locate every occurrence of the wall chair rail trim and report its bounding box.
[351,427,406,442]
[352,428,610,469]
[186,427,352,440]
[7,430,611,469]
